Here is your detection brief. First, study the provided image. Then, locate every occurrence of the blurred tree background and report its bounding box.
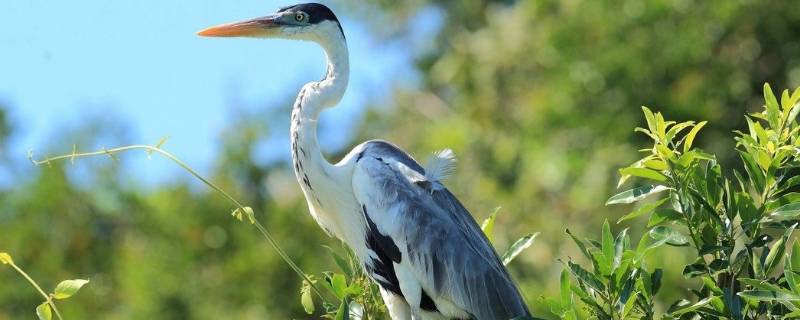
[2,0,800,319]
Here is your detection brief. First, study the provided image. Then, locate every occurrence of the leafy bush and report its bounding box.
[556,84,800,319]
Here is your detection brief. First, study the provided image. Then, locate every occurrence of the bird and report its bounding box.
[197,3,530,319]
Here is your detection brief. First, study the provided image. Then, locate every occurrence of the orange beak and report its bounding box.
[197,16,280,37]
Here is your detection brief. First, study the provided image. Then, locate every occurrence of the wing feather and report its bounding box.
[352,141,530,319]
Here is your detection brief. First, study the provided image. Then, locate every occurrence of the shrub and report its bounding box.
[557,84,800,319]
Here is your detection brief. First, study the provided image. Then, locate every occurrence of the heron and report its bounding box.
[197,3,530,319]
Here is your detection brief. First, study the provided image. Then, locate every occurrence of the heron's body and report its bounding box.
[199,4,530,319]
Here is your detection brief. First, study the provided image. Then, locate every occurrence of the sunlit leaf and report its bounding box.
[480,207,500,243]
[738,290,800,302]
[683,121,707,153]
[502,232,539,265]
[770,203,800,220]
[301,280,315,314]
[53,279,89,299]
[35,302,52,320]
[649,226,689,246]
[606,185,670,205]
[619,167,668,182]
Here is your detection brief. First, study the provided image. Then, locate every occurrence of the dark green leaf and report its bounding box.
[334,297,350,320]
[683,260,707,279]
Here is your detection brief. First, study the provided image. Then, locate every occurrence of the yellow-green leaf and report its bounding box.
[619,167,667,182]
[480,207,500,243]
[300,280,315,314]
[643,159,668,171]
[53,279,89,299]
[641,106,656,136]
[36,302,52,320]
[683,121,707,153]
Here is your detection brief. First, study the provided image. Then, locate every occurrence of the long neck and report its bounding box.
[290,30,349,214]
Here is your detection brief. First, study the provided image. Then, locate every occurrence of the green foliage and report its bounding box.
[0,252,87,320]
[564,84,800,319]
[559,221,662,319]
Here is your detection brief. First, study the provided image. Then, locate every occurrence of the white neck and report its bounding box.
[289,23,350,237]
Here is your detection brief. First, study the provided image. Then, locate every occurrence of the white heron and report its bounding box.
[198,3,530,319]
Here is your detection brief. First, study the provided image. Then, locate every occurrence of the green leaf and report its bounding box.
[0,252,12,265]
[329,274,347,299]
[501,232,539,265]
[480,207,500,243]
[641,106,657,136]
[701,276,723,295]
[738,290,800,302]
[324,246,353,278]
[683,259,707,279]
[301,280,315,314]
[665,121,694,144]
[36,302,52,320]
[619,167,668,182]
[684,121,707,153]
[764,83,780,128]
[601,220,614,270]
[565,229,591,261]
[643,159,668,171]
[792,239,800,272]
[617,197,668,224]
[764,223,797,275]
[646,208,682,227]
[53,279,89,299]
[567,261,606,292]
[559,268,573,313]
[769,202,800,220]
[649,226,689,246]
[668,297,713,316]
[606,185,670,205]
[334,297,350,320]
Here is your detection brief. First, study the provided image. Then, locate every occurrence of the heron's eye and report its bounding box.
[295,12,306,22]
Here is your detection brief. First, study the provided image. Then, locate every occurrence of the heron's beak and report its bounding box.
[197,15,281,37]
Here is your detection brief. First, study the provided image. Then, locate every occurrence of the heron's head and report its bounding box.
[197,3,343,42]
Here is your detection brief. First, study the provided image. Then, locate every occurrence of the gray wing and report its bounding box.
[352,141,530,319]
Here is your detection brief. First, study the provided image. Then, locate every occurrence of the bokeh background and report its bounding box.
[2,0,800,318]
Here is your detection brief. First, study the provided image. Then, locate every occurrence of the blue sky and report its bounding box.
[0,1,434,185]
